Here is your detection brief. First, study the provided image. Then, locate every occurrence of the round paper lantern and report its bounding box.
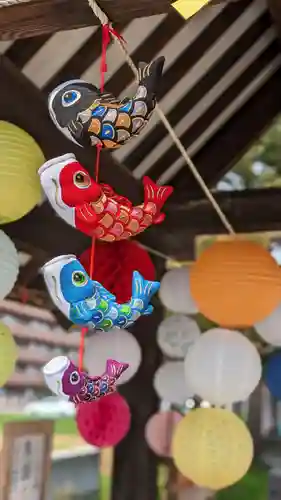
[145,411,182,457]
[0,231,19,299]
[184,328,261,405]
[172,408,254,489]
[79,240,155,303]
[157,315,201,359]
[154,361,193,405]
[264,351,281,400]
[76,392,131,447]
[159,268,198,314]
[0,121,44,223]
[0,322,18,386]
[255,304,281,346]
[190,240,281,327]
[84,329,141,384]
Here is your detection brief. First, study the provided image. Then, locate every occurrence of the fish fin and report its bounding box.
[138,56,165,95]
[131,270,160,305]
[143,176,173,214]
[143,304,154,316]
[105,359,129,379]
[99,91,120,105]
[75,203,98,226]
[68,120,84,140]
[70,301,92,324]
[93,281,116,302]
[100,183,132,208]
[153,213,165,224]
[100,183,116,197]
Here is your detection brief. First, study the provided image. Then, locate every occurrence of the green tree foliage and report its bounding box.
[220,115,281,189]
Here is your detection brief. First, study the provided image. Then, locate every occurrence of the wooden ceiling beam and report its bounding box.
[0,0,173,40]
[0,56,174,257]
[268,0,281,41]
[165,187,281,241]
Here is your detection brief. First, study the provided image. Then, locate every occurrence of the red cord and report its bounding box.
[78,24,114,371]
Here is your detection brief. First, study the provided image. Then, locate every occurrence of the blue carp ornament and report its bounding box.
[42,255,160,331]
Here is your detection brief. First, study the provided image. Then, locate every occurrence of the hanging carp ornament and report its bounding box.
[43,356,129,404]
[47,57,165,150]
[42,255,160,330]
[38,153,173,241]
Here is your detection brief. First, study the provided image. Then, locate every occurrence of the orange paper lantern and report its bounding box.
[190,240,281,327]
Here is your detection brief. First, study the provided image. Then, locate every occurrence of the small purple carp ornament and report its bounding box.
[42,356,129,404]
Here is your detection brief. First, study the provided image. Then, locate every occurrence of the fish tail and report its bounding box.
[138,56,165,97]
[143,176,173,224]
[105,359,129,379]
[131,271,160,313]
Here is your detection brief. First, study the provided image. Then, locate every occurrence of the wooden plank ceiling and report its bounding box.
[0,0,173,39]
[1,0,281,195]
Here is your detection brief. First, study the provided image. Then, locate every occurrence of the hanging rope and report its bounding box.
[87,0,235,235]
[78,25,112,371]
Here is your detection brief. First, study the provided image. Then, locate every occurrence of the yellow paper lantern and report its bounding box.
[172,408,253,490]
[0,121,45,223]
[0,322,18,386]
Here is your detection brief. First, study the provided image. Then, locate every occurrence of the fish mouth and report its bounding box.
[51,177,67,211]
[51,274,64,305]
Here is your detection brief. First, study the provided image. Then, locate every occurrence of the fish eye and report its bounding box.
[62,89,81,107]
[70,371,80,385]
[73,171,91,189]
[72,271,88,287]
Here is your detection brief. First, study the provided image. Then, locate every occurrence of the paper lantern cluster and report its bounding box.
[0,122,41,387]
[156,238,281,490]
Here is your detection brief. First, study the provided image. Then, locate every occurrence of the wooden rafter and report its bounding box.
[171,65,281,194]
[166,187,281,238]
[268,0,281,41]
[0,0,173,40]
[0,56,174,258]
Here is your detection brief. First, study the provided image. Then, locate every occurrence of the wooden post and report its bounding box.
[111,299,164,500]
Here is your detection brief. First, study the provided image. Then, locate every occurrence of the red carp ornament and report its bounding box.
[38,153,173,241]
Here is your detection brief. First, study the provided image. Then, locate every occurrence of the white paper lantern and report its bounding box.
[255,304,281,346]
[184,328,262,406]
[84,329,141,384]
[154,361,194,405]
[157,314,201,359]
[159,268,198,314]
[0,231,19,300]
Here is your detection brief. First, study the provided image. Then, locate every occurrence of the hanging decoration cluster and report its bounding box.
[35,21,174,448]
[155,238,281,490]
[0,122,42,388]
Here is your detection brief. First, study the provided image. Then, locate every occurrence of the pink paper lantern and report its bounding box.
[76,393,131,447]
[145,411,182,457]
